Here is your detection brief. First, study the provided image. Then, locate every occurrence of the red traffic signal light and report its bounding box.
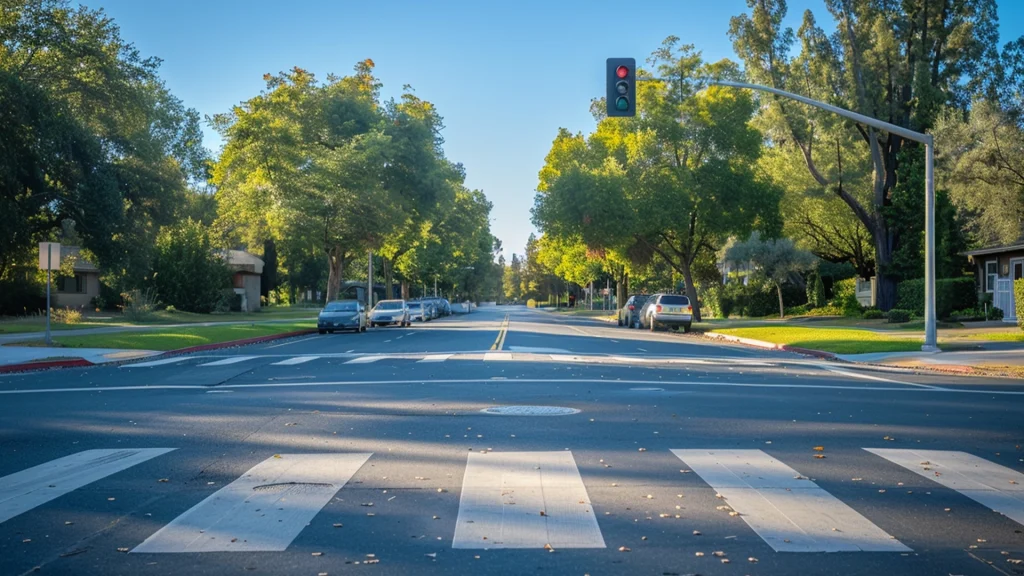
[616,65,629,79]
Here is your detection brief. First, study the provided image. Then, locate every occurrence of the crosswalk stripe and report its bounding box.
[452,451,605,549]
[123,357,191,368]
[418,354,452,363]
[672,449,910,552]
[344,356,385,364]
[483,352,512,361]
[865,448,1024,526]
[271,356,320,366]
[0,448,176,524]
[132,453,371,553]
[197,356,258,367]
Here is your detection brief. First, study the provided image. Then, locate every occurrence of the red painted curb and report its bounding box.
[780,345,837,360]
[704,331,838,360]
[154,329,318,358]
[0,358,95,374]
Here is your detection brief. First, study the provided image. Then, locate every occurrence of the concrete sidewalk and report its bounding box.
[0,317,315,345]
[0,346,159,367]
[839,346,1024,374]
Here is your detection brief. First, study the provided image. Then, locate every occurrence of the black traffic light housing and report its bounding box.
[606,58,636,117]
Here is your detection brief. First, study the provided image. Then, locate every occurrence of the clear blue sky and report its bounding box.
[89,0,1024,260]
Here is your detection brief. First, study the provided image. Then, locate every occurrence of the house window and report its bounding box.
[59,273,86,294]
[985,261,998,292]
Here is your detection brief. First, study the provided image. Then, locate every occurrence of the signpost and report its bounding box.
[38,242,61,346]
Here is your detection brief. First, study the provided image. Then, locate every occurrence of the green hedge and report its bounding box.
[887,309,912,323]
[831,278,862,316]
[896,277,976,319]
[1016,279,1024,330]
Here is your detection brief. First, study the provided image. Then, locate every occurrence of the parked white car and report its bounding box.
[369,300,410,327]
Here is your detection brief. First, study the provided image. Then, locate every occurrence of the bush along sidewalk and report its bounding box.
[1016,279,1024,330]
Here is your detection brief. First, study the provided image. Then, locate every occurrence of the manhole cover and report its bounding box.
[481,405,581,416]
[630,387,665,391]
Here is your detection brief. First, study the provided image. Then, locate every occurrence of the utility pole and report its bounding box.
[367,250,374,308]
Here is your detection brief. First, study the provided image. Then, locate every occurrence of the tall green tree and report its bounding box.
[725,231,816,318]
[151,219,229,313]
[728,0,1013,308]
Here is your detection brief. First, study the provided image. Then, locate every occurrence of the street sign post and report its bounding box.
[38,242,61,346]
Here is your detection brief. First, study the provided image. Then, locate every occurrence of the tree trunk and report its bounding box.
[680,261,702,322]
[776,283,785,319]
[326,246,345,303]
[872,226,897,311]
[401,281,410,300]
[383,258,393,300]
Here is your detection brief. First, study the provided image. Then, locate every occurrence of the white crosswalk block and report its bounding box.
[418,354,452,363]
[0,448,176,524]
[483,352,513,361]
[198,356,258,367]
[672,449,909,552]
[344,356,386,364]
[453,451,605,549]
[122,357,191,368]
[271,356,320,366]
[865,448,1024,526]
[132,453,371,553]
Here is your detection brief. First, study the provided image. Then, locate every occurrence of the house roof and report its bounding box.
[60,246,99,272]
[222,250,264,274]
[963,243,1024,257]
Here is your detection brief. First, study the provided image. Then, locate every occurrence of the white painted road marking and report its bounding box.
[132,453,371,553]
[344,356,386,364]
[507,346,570,353]
[418,354,453,363]
[483,352,513,361]
[0,449,176,524]
[198,356,258,367]
[263,335,319,349]
[123,357,192,368]
[271,356,320,366]
[824,367,938,389]
[453,451,605,549]
[672,449,909,552]
[865,448,1024,526]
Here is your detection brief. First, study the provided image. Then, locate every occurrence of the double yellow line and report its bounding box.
[489,314,510,350]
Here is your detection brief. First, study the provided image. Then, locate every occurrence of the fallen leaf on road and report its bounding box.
[638,448,647,452]
[425,553,436,558]
[539,511,547,516]
[364,559,379,564]
[813,454,826,459]
[117,547,129,553]
[158,478,169,483]
[311,552,323,556]
[692,530,701,536]
[544,543,554,551]
[712,551,726,557]
[721,558,730,564]
[618,546,631,552]
[23,539,31,543]
[748,557,758,563]
[695,551,704,557]
[333,523,343,528]
[64,521,73,525]
[813,446,824,451]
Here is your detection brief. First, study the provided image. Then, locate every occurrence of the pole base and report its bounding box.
[920,344,940,353]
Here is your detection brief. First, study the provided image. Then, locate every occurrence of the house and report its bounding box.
[52,246,101,310]
[964,243,1024,323]
[223,250,264,312]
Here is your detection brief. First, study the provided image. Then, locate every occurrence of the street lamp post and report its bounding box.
[647,77,938,352]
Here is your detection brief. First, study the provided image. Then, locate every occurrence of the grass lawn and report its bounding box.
[959,331,1024,342]
[29,321,316,351]
[0,306,317,334]
[712,326,925,354]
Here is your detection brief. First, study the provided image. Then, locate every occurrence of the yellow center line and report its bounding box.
[489,314,510,350]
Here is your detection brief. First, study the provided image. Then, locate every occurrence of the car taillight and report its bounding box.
[656,305,662,313]
[686,306,692,312]
[628,305,634,311]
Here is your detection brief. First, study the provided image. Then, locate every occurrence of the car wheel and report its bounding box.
[682,322,692,333]
[327,329,334,334]
[617,317,623,327]
[318,329,326,335]
[649,318,657,332]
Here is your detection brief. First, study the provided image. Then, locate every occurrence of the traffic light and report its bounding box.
[606,58,636,117]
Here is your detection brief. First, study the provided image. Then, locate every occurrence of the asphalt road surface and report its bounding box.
[2,305,1023,576]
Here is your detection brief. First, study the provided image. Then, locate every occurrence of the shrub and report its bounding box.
[806,272,826,309]
[164,305,177,313]
[887,309,912,323]
[120,288,159,321]
[151,219,231,313]
[991,306,1005,322]
[862,308,884,319]
[784,304,810,316]
[896,277,977,319]
[702,285,735,318]
[831,278,862,316]
[804,304,844,316]
[0,277,45,316]
[51,307,83,324]
[1016,279,1024,330]
[948,308,983,321]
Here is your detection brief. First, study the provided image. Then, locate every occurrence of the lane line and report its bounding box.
[637,348,648,352]
[4,378,1023,396]
[270,356,320,366]
[452,451,605,549]
[262,335,319,349]
[489,314,510,350]
[198,356,258,367]
[344,356,386,364]
[122,357,193,368]
[672,449,909,552]
[824,367,940,389]
[865,449,1024,527]
[418,354,452,363]
[132,453,371,553]
[508,346,570,353]
[0,449,176,524]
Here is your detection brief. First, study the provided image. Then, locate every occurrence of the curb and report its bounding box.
[0,329,317,374]
[703,331,838,360]
[0,358,95,374]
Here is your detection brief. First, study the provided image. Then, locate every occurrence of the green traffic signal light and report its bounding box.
[615,96,629,111]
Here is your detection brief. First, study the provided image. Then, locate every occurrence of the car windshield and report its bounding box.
[324,301,357,312]
[660,295,689,305]
[408,303,421,309]
[375,301,403,310]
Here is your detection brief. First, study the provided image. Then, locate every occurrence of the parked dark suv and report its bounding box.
[617,294,649,328]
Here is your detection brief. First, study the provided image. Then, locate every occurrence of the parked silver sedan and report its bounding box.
[369,300,410,327]
[317,299,366,334]
[639,293,693,332]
